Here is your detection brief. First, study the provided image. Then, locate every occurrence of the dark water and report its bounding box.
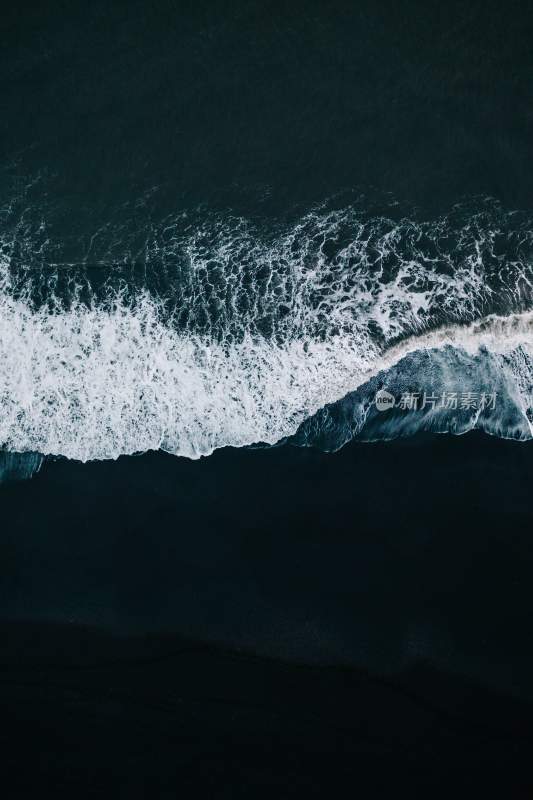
[2,1,533,794]
[4,0,533,212]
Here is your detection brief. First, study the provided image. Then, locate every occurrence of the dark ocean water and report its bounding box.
[2,0,533,461]
[2,1,533,794]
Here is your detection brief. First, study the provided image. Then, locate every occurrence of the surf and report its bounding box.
[0,195,532,462]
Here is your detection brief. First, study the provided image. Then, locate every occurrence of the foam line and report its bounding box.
[0,198,532,460]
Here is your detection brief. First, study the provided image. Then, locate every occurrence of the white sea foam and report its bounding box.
[0,199,532,460]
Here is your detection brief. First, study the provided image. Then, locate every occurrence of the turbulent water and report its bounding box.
[1,182,532,463]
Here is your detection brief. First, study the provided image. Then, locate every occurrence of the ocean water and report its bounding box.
[2,1,533,475]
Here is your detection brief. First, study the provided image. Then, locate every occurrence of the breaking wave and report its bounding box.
[1,190,532,462]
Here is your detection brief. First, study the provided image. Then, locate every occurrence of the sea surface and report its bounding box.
[2,0,533,471]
